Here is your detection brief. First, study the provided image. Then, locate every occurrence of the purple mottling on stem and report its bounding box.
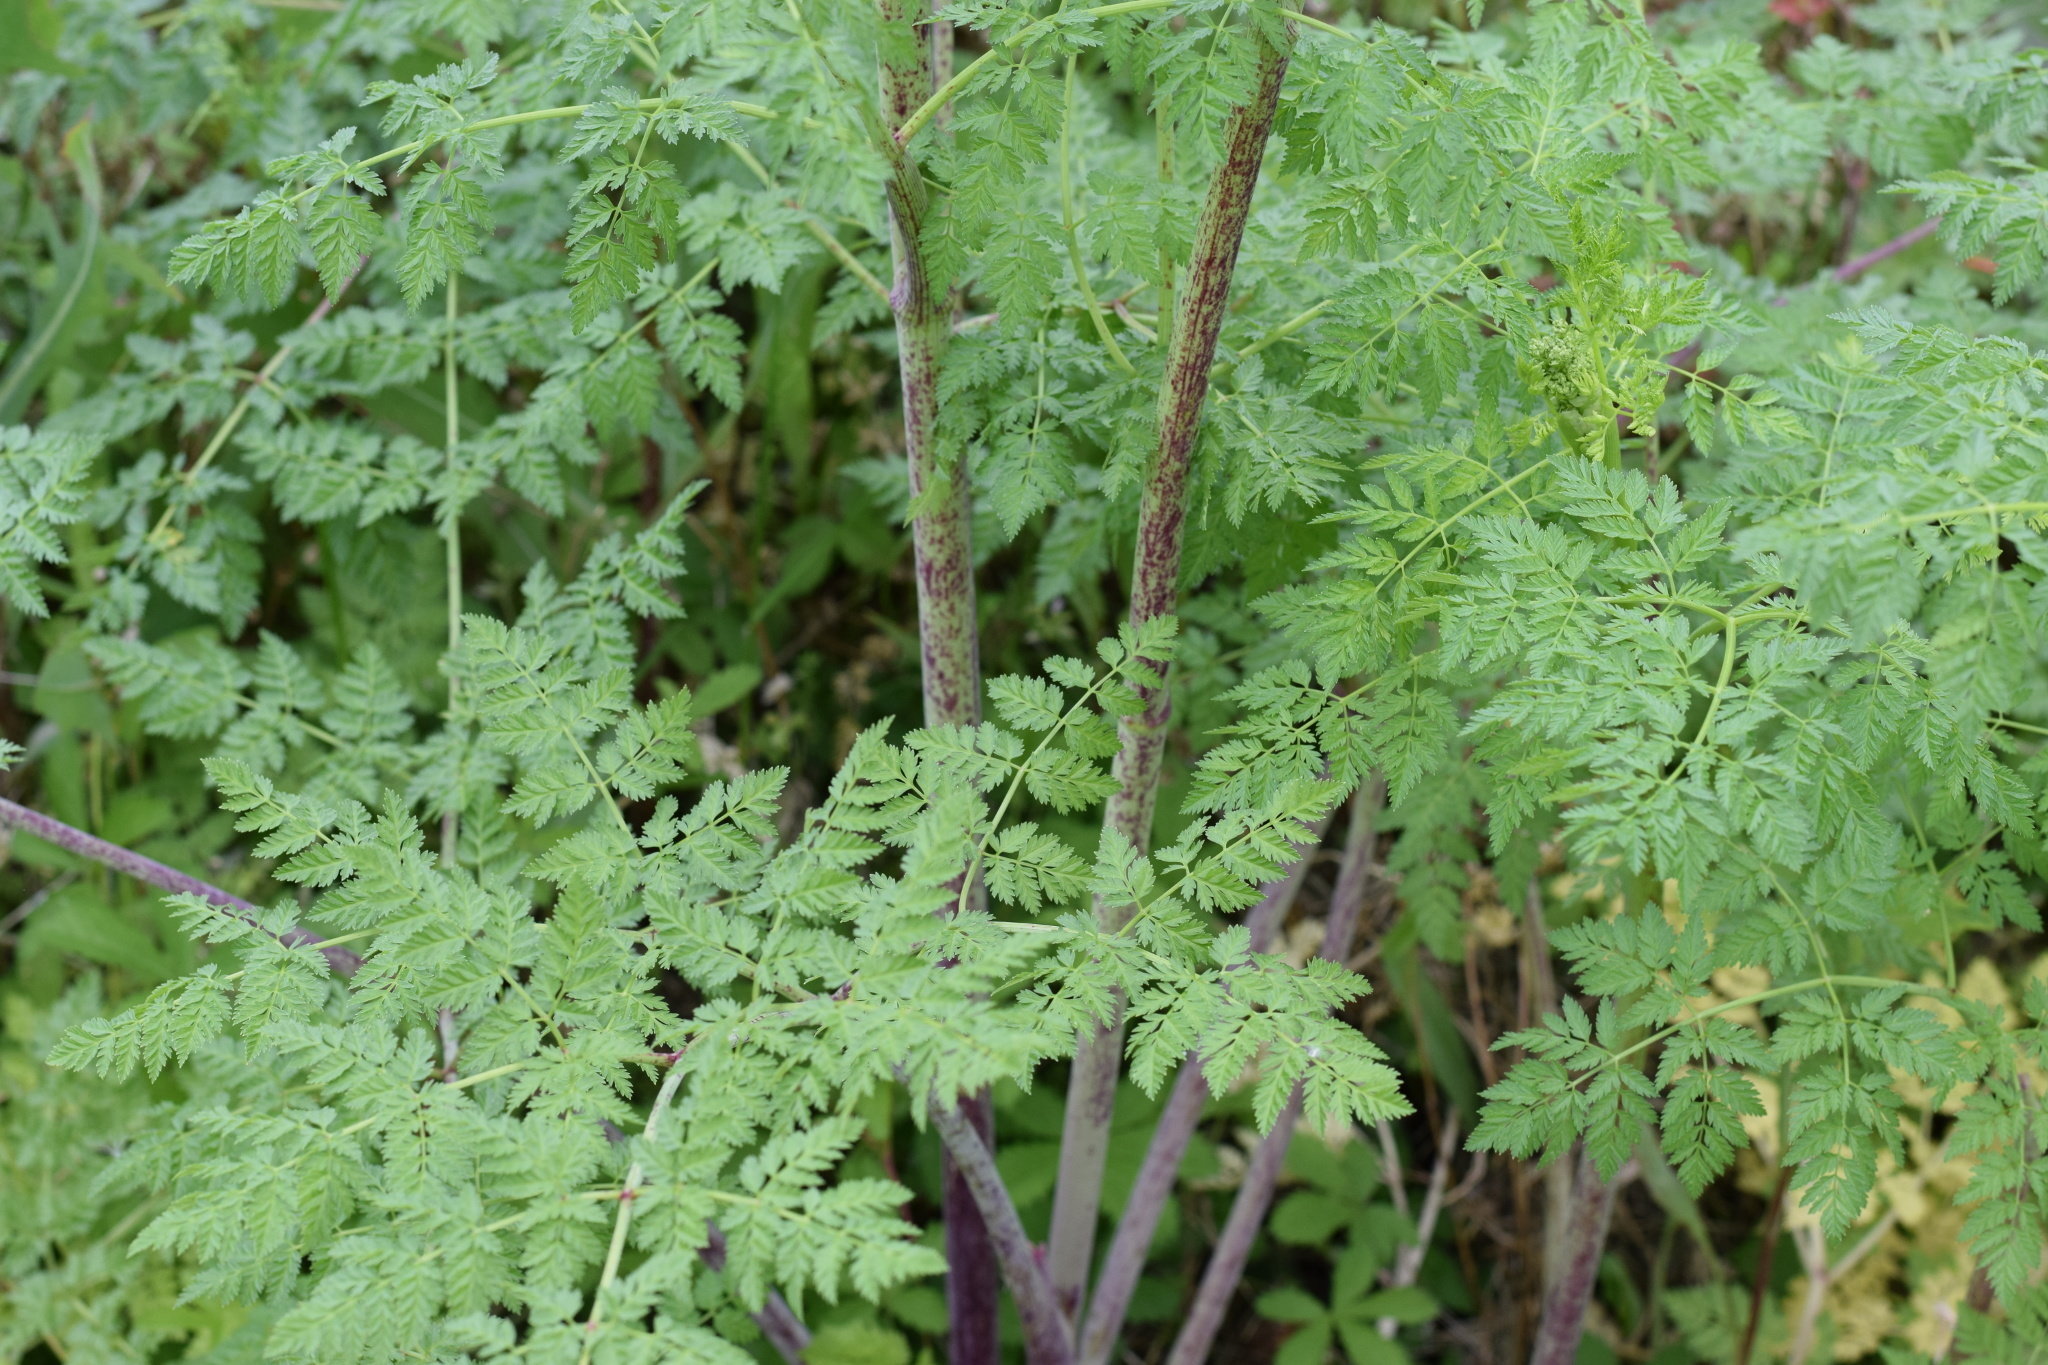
[879,5,998,1359]
[1528,1151,1618,1365]
[891,263,980,734]
[877,3,980,738]
[1111,30,1294,822]
[890,164,1000,1365]
[0,795,363,974]
[1046,30,1294,1309]
[943,1089,1000,1365]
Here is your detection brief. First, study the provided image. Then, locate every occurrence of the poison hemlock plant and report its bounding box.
[5,0,2048,1361]
[44,608,1404,1364]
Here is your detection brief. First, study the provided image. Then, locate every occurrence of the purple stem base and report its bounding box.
[1159,785,1378,1365]
[931,1100,1076,1365]
[702,1225,812,1363]
[1076,805,1334,1364]
[946,1088,1002,1365]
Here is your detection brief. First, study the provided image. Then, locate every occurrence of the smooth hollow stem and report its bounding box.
[1047,26,1295,1307]
[1078,1062,1205,1365]
[930,1101,1078,1365]
[876,3,999,1359]
[1048,1017,1120,1315]
[1312,775,1381,956]
[1378,1117,1460,1339]
[0,796,363,974]
[1248,802,1342,952]
[1524,876,1573,1303]
[1784,1224,1829,1365]
[1160,782,1379,1365]
[1077,804,1334,1364]
[754,1295,813,1365]
[1737,1167,1792,1365]
[1528,1150,1620,1365]
[1162,1088,1300,1365]
[1832,217,1942,283]
[700,1226,811,1365]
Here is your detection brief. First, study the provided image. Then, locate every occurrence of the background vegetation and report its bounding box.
[3,0,2048,1362]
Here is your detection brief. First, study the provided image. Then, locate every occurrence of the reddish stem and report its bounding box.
[1164,1086,1300,1365]
[931,1100,1078,1365]
[1076,806,1334,1365]
[1160,784,1379,1365]
[1736,1167,1792,1365]
[701,1226,812,1363]
[0,795,362,974]
[1832,217,1941,283]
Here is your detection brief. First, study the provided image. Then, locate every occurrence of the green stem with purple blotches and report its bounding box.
[878,0,980,735]
[876,3,1000,1360]
[1046,22,1296,1315]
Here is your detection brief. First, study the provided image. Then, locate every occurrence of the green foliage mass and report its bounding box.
[4,0,2048,1360]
